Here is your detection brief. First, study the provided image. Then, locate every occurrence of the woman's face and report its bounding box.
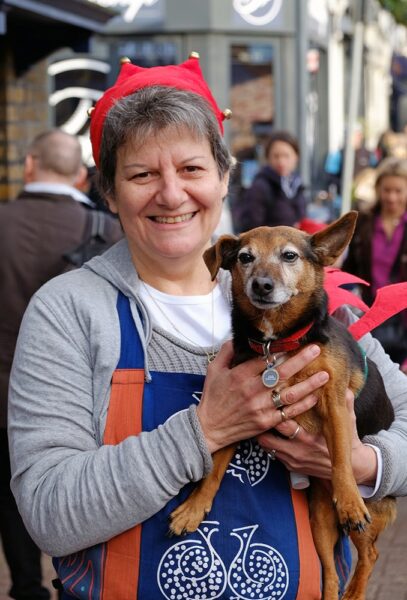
[377,175,407,215]
[107,126,229,271]
[267,140,298,177]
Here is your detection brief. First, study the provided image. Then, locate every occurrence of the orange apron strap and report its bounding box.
[290,488,322,599]
[102,368,145,600]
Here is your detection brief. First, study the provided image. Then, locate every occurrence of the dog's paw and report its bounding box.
[168,497,212,537]
[334,493,371,534]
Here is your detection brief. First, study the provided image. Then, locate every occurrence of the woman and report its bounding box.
[8,55,407,599]
[343,157,407,372]
[237,130,307,232]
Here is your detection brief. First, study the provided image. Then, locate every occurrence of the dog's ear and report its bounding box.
[203,235,241,280]
[310,211,358,266]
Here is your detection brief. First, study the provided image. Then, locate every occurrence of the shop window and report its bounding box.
[230,43,274,190]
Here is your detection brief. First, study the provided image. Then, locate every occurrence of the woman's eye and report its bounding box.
[238,252,255,265]
[282,251,298,262]
[183,165,201,174]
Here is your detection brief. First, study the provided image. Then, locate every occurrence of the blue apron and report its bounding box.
[55,291,351,599]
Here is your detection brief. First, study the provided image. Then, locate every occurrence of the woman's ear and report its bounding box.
[221,171,230,198]
[105,193,118,214]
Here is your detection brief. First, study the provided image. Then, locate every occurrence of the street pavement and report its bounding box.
[0,496,407,599]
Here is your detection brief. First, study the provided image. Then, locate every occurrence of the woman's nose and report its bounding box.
[156,173,187,207]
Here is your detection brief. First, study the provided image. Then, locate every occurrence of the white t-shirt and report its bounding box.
[139,283,232,348]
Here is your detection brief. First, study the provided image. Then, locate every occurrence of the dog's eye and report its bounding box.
[238,252,255,265]
[282,251,298,262]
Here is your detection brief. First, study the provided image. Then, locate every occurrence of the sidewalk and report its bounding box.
[1,496,407,599]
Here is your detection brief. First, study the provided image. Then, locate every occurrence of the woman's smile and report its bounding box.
[149,211,198,224]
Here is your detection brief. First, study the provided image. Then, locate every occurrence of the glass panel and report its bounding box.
[230,43,274,189]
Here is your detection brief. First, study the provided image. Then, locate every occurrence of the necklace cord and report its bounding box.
[141,281,217,364]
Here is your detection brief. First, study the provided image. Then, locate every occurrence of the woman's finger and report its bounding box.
[276,344,321,380]
[269,393,318,428]
[271,371,329,408]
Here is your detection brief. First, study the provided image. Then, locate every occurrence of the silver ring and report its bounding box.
[267,449,277,461]
[271,390,284,409]
[289,424,301,440]
[280,408,287,422]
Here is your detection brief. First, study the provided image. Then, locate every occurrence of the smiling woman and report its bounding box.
[7,54,407,600]
[104,124,228,283]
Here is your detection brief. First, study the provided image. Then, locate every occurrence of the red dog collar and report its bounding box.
[248,322,314,356]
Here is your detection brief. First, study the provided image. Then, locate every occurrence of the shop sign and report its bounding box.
[87,0,159,23]
[233,0,283,26]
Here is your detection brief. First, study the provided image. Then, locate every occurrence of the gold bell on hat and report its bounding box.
[87,106,95,117]
[189,51,200,59]
[223,108,232,120]
[120,56,131,65]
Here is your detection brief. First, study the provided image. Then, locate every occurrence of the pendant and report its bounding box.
[262,364,280,388]
[207,352,217,364]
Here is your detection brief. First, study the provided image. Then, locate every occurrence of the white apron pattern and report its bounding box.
[157,522,227,599]
[157,522,289,600]
[228,525,289,600]
[227,441,271,487]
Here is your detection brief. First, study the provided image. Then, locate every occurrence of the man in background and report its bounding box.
[0,129,122,599]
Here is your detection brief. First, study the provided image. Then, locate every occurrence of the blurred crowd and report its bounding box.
[227,126,407,375]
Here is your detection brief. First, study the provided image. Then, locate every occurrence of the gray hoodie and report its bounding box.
[8,239,407,557]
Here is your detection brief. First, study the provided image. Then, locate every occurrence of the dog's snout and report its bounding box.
[252,277,274,297]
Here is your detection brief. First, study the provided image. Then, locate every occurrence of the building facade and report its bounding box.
[2,0,407,208]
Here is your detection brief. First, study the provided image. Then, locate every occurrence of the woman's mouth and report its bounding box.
[150,212,196,224]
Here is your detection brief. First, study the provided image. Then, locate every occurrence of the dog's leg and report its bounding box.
[309,480,341,600]
[168,444,237,536]
[342,497,397,600]
[319,383,371,533]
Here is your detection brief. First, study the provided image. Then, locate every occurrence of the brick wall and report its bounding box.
[0,43,49,202]
[230,73,274,156]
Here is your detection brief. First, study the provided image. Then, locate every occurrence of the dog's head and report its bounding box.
[204,211,358,333]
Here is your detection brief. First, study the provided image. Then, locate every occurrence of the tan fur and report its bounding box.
[169,212,395,599]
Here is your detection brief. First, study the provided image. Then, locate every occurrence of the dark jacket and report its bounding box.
[343,211,407,305]
[235,165,307,233]
[0,191,123,427]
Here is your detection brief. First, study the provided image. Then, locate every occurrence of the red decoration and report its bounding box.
[90,55,225,167]
[324,268,407,341]
[349,282,407,340]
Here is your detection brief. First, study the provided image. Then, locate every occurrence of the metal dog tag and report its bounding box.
[262,365,279,388]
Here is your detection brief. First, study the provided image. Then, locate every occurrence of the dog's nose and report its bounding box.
[252,277,274,297]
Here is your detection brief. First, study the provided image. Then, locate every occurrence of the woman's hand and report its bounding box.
[196,341,329,454]
[258,391,378,486]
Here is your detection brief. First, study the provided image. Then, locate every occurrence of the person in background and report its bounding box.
[0,129,122,600]
[324,124,378,195]
[235,130,307,232]
[343,157,407,373]
[7,57,407,599]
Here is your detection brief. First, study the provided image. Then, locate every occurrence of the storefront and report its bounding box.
[62,0,306,188]
[0,0,113,201]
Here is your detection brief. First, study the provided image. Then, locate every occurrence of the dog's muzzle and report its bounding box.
[251,276,274,300]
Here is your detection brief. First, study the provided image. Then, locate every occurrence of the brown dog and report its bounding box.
[169,211,396,600]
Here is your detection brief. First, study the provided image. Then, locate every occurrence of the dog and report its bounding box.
[169,211,396,600]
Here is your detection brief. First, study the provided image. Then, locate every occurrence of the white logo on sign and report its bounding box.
[233,0,283,26]
[87,0,159,23]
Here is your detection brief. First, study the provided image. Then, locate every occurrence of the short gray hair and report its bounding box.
[28,129,82,177]
[98,86,233,197]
